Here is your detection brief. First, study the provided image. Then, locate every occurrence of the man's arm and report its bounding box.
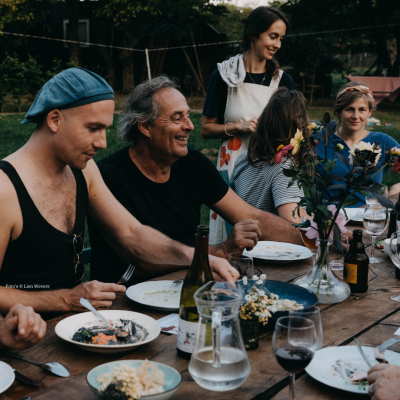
[83,161,239,282]
[211,188,303,246]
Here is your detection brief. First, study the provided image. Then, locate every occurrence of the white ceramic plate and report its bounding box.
[126,281,182,311]
[306,346,400,394]
[0,361,15,394]
[55,310,160,354]
[243,241,312,263]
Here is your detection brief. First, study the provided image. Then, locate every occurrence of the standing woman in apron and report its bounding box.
[201,6,295,245]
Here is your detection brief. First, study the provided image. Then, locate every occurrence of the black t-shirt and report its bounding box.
[203,68,295,124]
[88,146,229,284]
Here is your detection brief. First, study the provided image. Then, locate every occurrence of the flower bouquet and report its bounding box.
[275,113,397,304]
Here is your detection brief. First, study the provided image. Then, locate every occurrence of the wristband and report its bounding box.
[224,123,234,137]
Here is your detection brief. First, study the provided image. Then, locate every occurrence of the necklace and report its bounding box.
[247,71,267,85]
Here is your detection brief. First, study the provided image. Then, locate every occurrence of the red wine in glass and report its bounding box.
[275,346,314,374]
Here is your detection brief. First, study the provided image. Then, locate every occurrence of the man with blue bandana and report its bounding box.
[0,68,238,315]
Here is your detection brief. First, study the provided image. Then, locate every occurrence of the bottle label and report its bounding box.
[344,263,358,284]
[177,317,198,353]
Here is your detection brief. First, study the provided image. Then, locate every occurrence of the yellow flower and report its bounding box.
[290,129,304,155]
[391,147,400,155]
[337,143,344,151]
[308,122,317,130]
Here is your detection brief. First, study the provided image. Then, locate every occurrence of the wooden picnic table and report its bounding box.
[1,223,400,400]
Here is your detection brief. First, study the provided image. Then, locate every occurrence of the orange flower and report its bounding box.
[219,146,230,167]
[211,212,218,220]
[227,137,242,151]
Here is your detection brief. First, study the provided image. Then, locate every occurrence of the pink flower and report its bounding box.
[306,205,347,240]
[275,144,294,163]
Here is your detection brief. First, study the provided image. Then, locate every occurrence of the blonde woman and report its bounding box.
[317,81,400,207]
[201,6,294,245]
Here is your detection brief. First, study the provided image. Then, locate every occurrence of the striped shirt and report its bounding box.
[231,151,304,215]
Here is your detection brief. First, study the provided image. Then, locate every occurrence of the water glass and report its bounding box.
[388,232,400,302]
[272,316,315,400]
[365,185,388,206]
[289,306,323,351]
[329,235,349,271]
[363,205,388,264]
[228,253,254,278]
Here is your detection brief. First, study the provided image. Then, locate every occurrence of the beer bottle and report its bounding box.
[344,230,369,293]
[177,225,213,359]
[388,192,400,238]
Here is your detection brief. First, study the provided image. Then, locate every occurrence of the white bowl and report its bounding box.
[55,310,160,354]
[384,238,397,255]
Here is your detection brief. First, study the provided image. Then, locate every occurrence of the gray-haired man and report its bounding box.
[89,76,302,284]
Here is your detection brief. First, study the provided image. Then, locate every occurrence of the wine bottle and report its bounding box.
[390,192,400,237]
[343,230,369,293]
[177,225,213,359]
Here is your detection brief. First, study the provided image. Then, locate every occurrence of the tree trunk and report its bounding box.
[98,31,118,90]
[67,0,82,67]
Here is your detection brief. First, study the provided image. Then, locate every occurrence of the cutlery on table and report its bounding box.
[4,352,70,377]
[14,370,40,387]
[172,279,183,284]
[354,337,375,368]
[116,264,136,285]
[79,298,129,338]
[374,337,400,362]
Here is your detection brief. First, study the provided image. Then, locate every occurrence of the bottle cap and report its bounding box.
[196,225,209,234]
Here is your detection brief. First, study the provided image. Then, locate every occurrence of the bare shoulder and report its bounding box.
[81,159,102,192]
[0,170,19,229]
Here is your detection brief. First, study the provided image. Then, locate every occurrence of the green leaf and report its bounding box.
[323,112,331,125]
[294,219,311,229]
[343,198,359,207]
[333,223,345,255]
[357,189,372,196]
[337,152,351,171]
[282,168,298,178]
[317,205,330,218]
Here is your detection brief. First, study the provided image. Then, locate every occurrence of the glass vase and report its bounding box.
[294,238,351,304]
[240,318,260,350]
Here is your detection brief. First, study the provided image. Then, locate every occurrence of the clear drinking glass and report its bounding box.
[289,306,323,351]
[365,185,388,206]
[273,316,316,400]
[363,205,388,264]
[388,232,400,302]
[299,216,318,267]
[329,234,350,271]
[228,253,254,278]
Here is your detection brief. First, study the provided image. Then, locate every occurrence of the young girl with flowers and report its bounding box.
[316,81,400,207]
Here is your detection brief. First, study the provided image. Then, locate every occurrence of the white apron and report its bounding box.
[209,70,283,245]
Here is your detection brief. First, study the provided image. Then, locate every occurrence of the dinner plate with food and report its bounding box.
[55,310,160,354]
[87,359,181,400]
[126,281,182,311]
[305,346,400,394]
[243,241,312,263]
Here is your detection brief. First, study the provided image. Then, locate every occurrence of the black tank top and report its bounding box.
[0,161,88,290]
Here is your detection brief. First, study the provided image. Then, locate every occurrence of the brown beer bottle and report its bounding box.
[343,230,369,293]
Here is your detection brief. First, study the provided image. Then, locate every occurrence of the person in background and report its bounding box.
[201,6,295,245]
[88,76,303,285]
[0,304,46,350]
[368,363,400,399]
[316,81,400,207]
[231,88,307,223]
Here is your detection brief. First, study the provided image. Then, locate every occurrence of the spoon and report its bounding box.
[79,298,129,338]
[5,352,70,377]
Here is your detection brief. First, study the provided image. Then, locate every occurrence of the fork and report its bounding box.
[116,264,135,284]
[378,337,400,353]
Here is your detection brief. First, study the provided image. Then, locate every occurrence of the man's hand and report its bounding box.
[0,304,46,350]
[209,255,240,284]
[64,281,126,311]
[220,220,261,257]
[367,363,400,399]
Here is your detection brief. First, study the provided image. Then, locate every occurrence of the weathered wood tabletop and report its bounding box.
[1,224,400,400]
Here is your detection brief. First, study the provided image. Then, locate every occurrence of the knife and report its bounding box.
[354,337,373,368]
[14,370,40,387]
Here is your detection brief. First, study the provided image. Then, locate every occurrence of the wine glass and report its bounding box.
[365,185,388,206]
[289,306,323,351]
[273,316,316,400]
[228,253,254,278]
[388,232,400,302]
[299,216,318,266]
[329,234,349,271]
[363,205,388,264]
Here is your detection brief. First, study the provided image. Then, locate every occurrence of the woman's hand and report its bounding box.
[236,118,258,134]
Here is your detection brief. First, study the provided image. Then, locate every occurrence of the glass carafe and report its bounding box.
[188,281,250,391]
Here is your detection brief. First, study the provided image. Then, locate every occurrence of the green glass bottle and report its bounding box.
[177,225,213,359]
